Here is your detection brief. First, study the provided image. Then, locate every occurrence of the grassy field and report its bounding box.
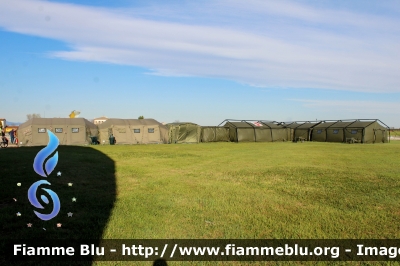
[390,130,400,138]
[1,141,400,265]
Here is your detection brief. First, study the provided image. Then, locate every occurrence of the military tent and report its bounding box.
[283,121,320,141]
[260,121,290,141]
[322,121,354,142]
[97,118,168,144]
[342,120,389,143]
[220,120,289,142]
[200,127,230,142]
[311,121,339,142]
[307,119,389,143]
[167,122,201,143]
[18,118,98,146]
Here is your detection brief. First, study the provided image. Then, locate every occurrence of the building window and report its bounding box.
[133,129,140,133]
[38,128,46,133]
[148,128,154,133]
[351,130,357,134]
[55,128,63,133]
[72,128,79,133]
[317,129,322,134]
[333,129,339,134]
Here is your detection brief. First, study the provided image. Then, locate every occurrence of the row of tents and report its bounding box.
[17,118,389,146]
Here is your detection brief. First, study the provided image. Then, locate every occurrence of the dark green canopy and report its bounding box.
[167,122,201,143]
[283,121,321,141]
[220,120,289,142]
[311,120,389,143]
[201,127,230,142]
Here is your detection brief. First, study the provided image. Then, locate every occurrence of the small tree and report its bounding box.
[138,116,144,119]
[26,113,41,121]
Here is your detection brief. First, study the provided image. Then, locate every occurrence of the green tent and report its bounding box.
[324,121,354,142]
[311,121,339,142]
[342,120,388,143]
[285,121,321,141]
[261,121,290,141]
[221,120,289,142]
[18,118,98,146]
[200,127,230,142]
[311,119,389,143]
[97,118,168,144]
[167,122,201,143]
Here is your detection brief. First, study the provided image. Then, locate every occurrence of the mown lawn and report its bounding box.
[390,130,400,138]
[97,141,400,239]
[1,141,400,266]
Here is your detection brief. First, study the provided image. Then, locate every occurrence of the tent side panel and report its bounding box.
[33,125,49,146]
[226,125,237,142]
[237,128,255,142]
[255,128,272,142]
[215,127,230,142]
[326,129,345,142]
[68,126,86,145]
[271,129,287,142]
[370,122,387,143]
[201,128,215,142]
[312,129,327,142]
[344,128,363,143]
[112,126,129,144]
[144,126,163,143]
[159,126,169,144]
[98,127,111,144]
[53,124,68,145]
[294,129,309,140]
[18,125,33,146]
[363,126,374,144]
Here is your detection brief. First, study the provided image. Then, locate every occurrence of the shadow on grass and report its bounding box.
[0,146,116,266]
[153,259,168,266]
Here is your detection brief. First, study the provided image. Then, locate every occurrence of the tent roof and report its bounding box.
[223,121,285,129]
[98,118,165,128]
[345,121,376,128]
[201,126,228,128]
[224,121,265,128]
[284,122,320,129]
[329,121,356,128]
[261,122,285,129]
[313,121,338,128]
[295,122,320,129]
[282,122,301,129]
[167,122,199,126]
[19,118,96,128]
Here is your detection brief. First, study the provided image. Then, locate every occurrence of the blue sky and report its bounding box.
[0,0,399,126]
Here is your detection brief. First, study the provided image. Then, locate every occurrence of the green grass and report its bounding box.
[1,141,400,266]
[97,142,400,239]
[390,130,400,138]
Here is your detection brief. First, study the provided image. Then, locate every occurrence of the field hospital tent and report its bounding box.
[323,121,356,143]
[167,122,201,143]
[18,118,98,146]
[284,121,321,141]
[220,120,289,142]
[200,127,230,142]
[311,121,339,142]
[345,120,388,143]
[260,121,290,141]
[97,119,168,144]
[304,119,389,143]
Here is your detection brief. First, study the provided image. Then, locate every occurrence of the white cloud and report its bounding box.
[0,0,399,92]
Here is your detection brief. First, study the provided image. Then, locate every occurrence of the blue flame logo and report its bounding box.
[28,130,61,221]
